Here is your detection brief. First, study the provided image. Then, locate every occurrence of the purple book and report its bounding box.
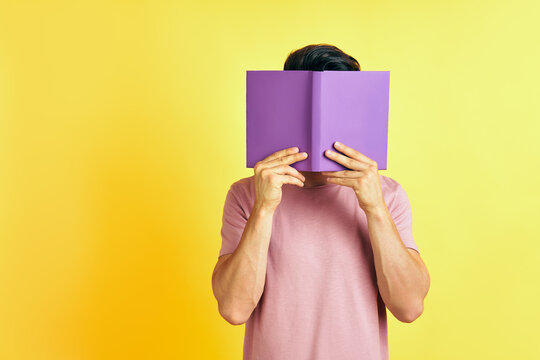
[246,70,390,171]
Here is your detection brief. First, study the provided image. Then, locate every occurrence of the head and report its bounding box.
[283,43,361,71]
[284,44,360,187]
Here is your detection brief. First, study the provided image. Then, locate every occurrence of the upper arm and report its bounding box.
[214,253,232,273]
[389,184,420,254]
[407,248,430,295]
[218,184,249,258]
[212,253,233,283]
[407,247,421,262]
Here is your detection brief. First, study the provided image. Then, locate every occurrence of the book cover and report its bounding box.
[246,70,390,171]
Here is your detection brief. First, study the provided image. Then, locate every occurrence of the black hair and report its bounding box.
[283,44,361,71]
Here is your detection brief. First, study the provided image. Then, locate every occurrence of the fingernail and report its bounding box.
[335,141,342,147]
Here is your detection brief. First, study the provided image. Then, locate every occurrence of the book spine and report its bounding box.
[311,71,322,171]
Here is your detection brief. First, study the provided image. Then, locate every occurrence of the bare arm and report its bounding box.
[211,203,274,325]
[212,146,307,325]
[365,205,430,323]
[321,141,430,323]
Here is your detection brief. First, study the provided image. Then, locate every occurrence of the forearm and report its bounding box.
[365,204,429,322]
[213,204,274,324]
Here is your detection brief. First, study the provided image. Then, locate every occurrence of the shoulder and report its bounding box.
[379,174,403,193]
[379,174,410,209]
[228,175,256,202]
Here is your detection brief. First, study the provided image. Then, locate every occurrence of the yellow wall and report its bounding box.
[1,0,539,359]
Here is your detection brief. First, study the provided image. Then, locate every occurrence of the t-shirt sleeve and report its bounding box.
[218,184,249,258]
[389,184,420,254]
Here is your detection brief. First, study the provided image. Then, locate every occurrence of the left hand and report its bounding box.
[322,141,386,214]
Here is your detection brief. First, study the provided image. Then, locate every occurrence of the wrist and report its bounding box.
[363,202,389,219]
[253,202,275,217]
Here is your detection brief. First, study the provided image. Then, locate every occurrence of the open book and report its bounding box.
[246,70,390,171]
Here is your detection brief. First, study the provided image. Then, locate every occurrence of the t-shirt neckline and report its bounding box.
[299,182,341,190]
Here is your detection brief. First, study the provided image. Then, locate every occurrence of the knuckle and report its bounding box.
[260,168,270,177]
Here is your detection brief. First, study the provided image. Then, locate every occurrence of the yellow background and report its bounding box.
[1,0,539,359]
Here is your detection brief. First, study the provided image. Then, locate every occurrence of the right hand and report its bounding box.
[253,146,308,213]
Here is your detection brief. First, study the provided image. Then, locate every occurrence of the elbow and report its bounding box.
[392,273,430,323]
[222,311,249,326]
[218,303,252,326]
[396,302,424,323]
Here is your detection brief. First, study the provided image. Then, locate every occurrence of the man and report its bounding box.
[211,44,430,360]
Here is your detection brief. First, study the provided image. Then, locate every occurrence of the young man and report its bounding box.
[212,44,430,360]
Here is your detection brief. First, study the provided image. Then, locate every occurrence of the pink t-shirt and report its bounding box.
[219,174,419,360]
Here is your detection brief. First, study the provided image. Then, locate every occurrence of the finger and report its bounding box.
[271,164,306,182]
[262,146,300,163]
[333,141,376,165]
[320,169,365,177]
[324,149,369,170]
[265,151,308,168]
[279,174,304,188]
